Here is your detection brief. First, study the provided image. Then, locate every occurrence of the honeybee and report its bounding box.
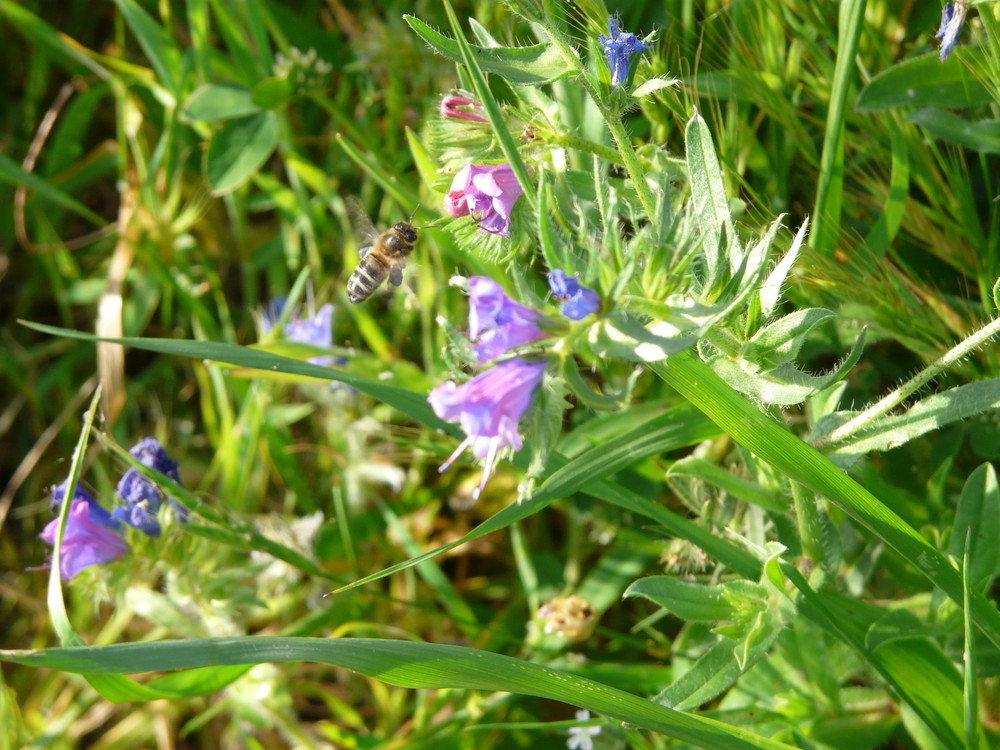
[345,197,419,304]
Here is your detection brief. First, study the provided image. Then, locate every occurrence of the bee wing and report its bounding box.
[344,195,382,248]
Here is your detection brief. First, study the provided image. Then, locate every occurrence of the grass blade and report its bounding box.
[0,637,799,750]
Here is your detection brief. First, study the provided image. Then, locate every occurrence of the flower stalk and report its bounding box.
[815,314,1000,448]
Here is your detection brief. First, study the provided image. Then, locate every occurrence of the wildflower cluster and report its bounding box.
[41,438,185,579]
[428,278,548,499]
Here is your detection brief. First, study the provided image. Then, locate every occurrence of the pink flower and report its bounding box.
[429,358,547,499]
[440,93,487,123]
[444,164,523,237]
[41,496,129,580]
[467,277,544,363]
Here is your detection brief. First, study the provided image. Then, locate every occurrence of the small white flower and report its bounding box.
[567,709,601,750]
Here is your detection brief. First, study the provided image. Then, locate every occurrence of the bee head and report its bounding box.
[395,222,418,243]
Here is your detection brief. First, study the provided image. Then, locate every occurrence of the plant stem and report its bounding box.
[536,127,625,166]
[817,314,1000,448]
[539,26,658,220]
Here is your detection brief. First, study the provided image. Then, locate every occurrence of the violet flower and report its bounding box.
[428,357,547,499]
[112,438,187,536]
[467,276,544,363]
[936,2,969,62]
[440,93,487,123]
[598,14,650,87]
[548,270,601,320]
[444,164,523,237]
[42,488,128,580]
[260,298,341,368]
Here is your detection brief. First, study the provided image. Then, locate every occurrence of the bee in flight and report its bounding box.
[345,197,420,304]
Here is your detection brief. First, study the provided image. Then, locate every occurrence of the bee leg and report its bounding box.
[358,245,373,260]
[389,267,404,287]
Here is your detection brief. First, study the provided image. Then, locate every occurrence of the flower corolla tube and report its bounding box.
[41,485,128,580]
[467,276,544,362]
[428,357,547,500]
[440,93,487,123]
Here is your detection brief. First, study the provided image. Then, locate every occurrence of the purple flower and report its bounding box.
[444,164,523,237]
[260,298,341,368]
[936,2,968,62]
[41,494,128,580]
[440,93,487,123]
[467,277,544,363]
[599,14,650,87]
[112,438,187,536]
[548,270,601,320]
[428,358,547,499]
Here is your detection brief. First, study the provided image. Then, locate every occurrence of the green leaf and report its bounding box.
[745,308,836,365]
[403,14,575,86]
[205,112,279,194]
[0,0,113,81]
[0,637,798,750]
[759,220,808,319]
[625,577,734,621]
[183,83,260,122]
[667,456,788,511]
[0,154,108,227]
[588,314,697,363]
[908,109,1000,154]
[632,77,679,99]
[949,464,1000,589]
[685,111,733,288]
[819,379,1000,468]
[18,322,447,430]
[114,0,184,94]
[855,50,993,111]
[252,77,294,110]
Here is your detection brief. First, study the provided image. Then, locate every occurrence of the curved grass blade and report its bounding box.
[0,636,798,750]
[18,321,449,433]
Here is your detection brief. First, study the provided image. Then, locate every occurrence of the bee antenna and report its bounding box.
[414,220,443,230]
[408,204,421,223]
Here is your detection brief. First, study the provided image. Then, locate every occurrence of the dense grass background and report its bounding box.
[1,0,999,748]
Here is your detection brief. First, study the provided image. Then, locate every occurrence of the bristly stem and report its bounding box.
[535,127,626,166]
[536,23,658,221]
[816,314,1000,448]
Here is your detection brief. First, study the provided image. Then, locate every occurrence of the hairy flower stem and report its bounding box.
[816,314,1000,448]
[536,127,625,166]
[541,29,658,220]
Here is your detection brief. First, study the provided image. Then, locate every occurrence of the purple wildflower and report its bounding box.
[428,358,547,499]
[112,438,187,536]
[467,277,545,363]
[440,93,487,123]
[548,270,601,320]
[598,14,651,88]
[444,164,523,237]
[260,298,341,368]
[936,2,968,62]
[41,494,128,580]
